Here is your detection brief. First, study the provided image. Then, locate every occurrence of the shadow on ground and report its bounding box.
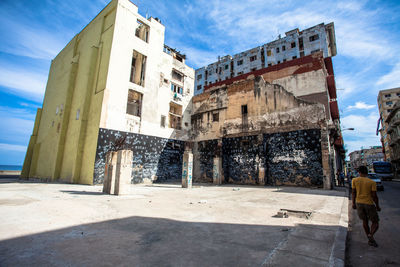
[0,216,343,266]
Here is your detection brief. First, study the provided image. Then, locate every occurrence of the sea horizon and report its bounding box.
[0,165,23,171]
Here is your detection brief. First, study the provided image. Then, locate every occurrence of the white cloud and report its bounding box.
[347,101,375,110]
[376,62,400,88]
[341,112,381,153]
[0,143,27,152]
[0,65,46,101]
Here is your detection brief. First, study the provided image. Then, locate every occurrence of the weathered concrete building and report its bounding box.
[22,0,195,184]
[195,23,337,95]
[191,53,343,188]
[22,0,343,189]
[378,87,400,161]
[349,146,384,171]
[386,102,400,178]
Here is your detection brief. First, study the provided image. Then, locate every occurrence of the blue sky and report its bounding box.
[0,0,400,165]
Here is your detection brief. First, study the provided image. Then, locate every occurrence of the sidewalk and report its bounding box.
[0,180,348,266]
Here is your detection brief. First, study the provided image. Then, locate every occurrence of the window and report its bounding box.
[225,64,229,70]
[197,85,202,90]
[251,67,257,71]
[276,47,280,53]
[298,37,304,50]
[268,63,272,67]
[292,56,297,59]
[172,69,183,82]
[397,93,400,96]
[277,60,280,64]
[386,101,393,105]
[250,55,257,62]
[135,20,149,43]
[237,60,243,65]
[291,42,296,48]
[171,83,183,95]
[237,71,243,75]
[282,45,286,51]
[388,109,393,113]
[283,59,286,62]
[160,115,166,128]
[126,90,142,117]
[197,74,202,80]
[241,105,248,115]
[169,102,182,130]
[130,50,147,86]
[385,94,391,98]
[212,112,219,122]
[267,50,272,56]
[309,34,319,42]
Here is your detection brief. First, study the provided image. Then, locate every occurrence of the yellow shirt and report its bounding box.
[352,176,376,205]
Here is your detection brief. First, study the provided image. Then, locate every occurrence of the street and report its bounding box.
[346,181,400,266]
[0,179,347,266]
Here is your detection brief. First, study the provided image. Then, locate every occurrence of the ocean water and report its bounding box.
[0,165,22,171]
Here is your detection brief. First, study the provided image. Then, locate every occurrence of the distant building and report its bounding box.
[194,23,337,95]
[386,102,400,178]
[22,0,195,184]
[349,146,384,171]
[378,87,400,160]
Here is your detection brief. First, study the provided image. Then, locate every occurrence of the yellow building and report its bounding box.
[22,0,194,184]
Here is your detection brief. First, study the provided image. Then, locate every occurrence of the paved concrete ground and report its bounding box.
[346,181,400,266]
[0,179,348,266]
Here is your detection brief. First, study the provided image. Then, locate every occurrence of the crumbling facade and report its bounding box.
[386,102,400,178]
[191,53,343,188]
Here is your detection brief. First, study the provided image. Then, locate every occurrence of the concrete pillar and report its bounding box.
[103,151,117,194]
[320,127,332,189]
[213,156,223,185]
[182,151,193,188]
[258,166,265,185]
[114,150,133,195]
[103,150,133,195]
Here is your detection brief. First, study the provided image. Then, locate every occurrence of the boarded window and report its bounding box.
[126,90,142,117]
[169,102,182,130]
[135,20,149,42]
[130,50,147,86]
[309,34,319,42]
[160,115,166,128]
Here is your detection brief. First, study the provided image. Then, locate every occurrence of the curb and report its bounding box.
[328,189,349,267]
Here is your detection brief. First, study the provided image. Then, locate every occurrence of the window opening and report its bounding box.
[237,59,243,66]
[130,50,147,86]
[309,34,319,42]
[135,20,149,42]
[291,42,296,48]
[169,102,182,130]
[126,90,142,117]
[250,55,257,62]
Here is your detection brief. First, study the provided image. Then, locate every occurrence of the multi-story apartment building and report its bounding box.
[349,146,384,171]
[386,102,400,178]
[194,23,337,95]
[378,87,400,160]
[22,0,195,184]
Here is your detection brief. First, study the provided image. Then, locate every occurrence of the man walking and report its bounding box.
[352,166,381,247]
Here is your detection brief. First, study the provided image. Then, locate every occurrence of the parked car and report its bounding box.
[368,173,384,191]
